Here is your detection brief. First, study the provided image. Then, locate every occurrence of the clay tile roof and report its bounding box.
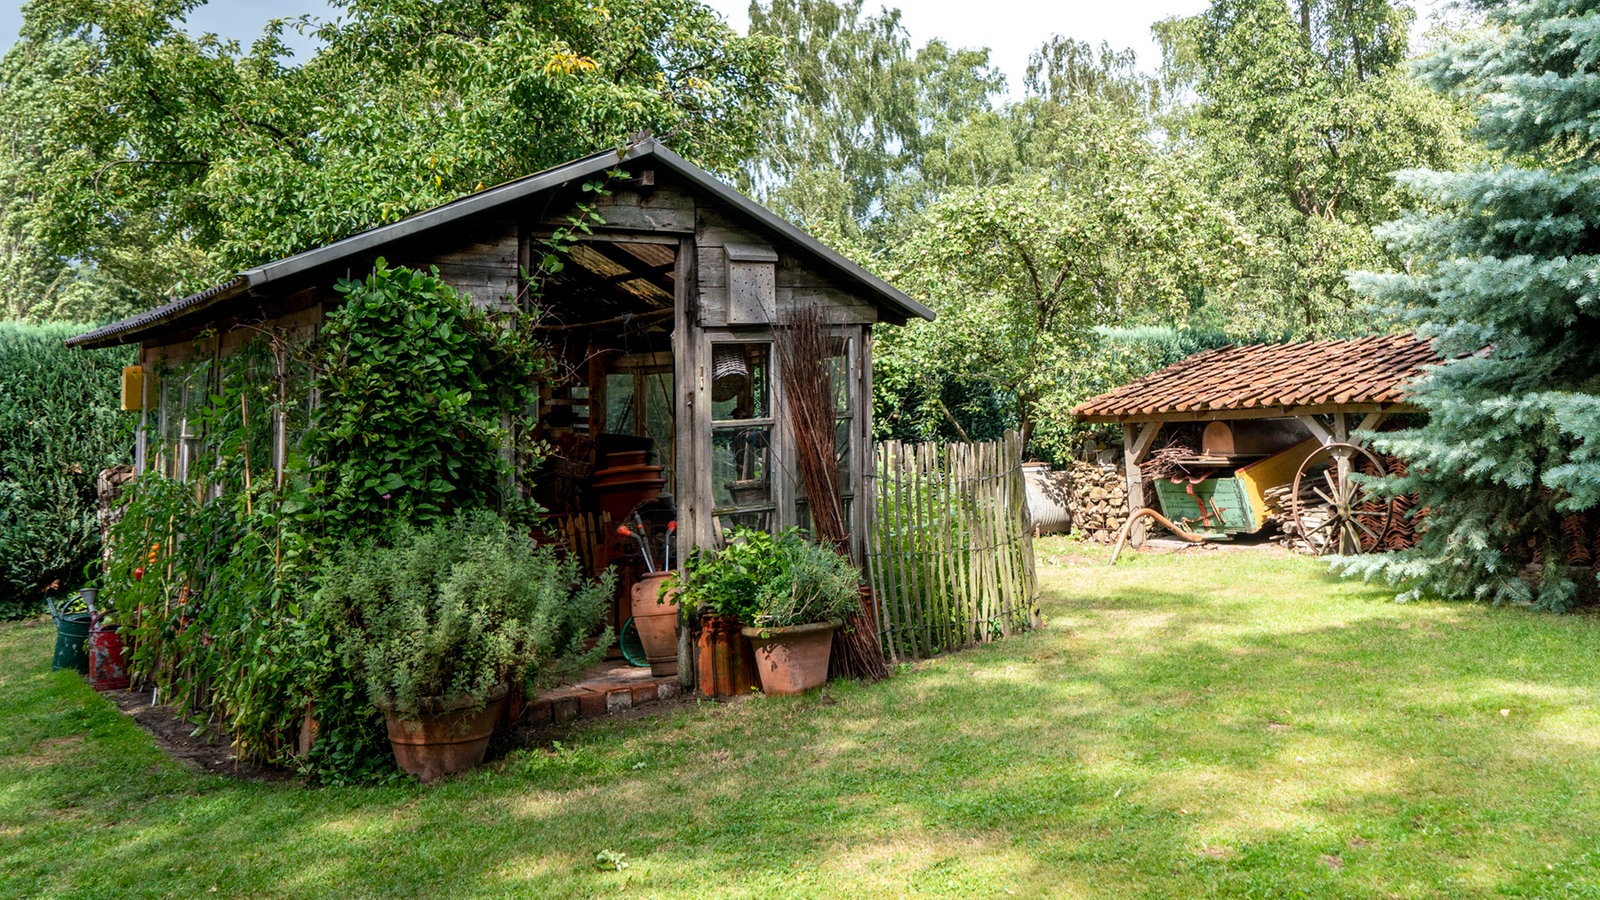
[1072,334,1439,422]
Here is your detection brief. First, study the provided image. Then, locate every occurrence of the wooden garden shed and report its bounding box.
[67,136,932,589]
[1072,335,1439,551]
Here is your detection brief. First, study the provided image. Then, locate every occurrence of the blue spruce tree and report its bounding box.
[1342,0,1600,609]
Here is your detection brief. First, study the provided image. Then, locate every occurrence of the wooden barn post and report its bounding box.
[1122,422,1160,540]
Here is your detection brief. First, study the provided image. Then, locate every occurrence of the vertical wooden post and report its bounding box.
[852,326,873,567]
[1122,422,1161,543]
[135,350,151,475]
[673,235,699,691]
[1330,412,1356,553]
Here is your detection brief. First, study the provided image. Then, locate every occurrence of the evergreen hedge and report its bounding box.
[0,322,133,617]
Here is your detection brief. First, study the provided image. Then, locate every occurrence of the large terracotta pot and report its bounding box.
[630,571,679,676]
[741,620,839,696]
[380,684,508,783]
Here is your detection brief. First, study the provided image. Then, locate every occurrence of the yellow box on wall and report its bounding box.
[120,365,144,411]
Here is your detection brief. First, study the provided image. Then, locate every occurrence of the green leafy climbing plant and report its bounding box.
[306,259,550,537]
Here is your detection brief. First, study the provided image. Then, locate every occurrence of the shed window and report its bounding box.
[710,341,773,532]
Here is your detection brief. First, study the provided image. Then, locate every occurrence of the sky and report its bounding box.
[0,0,1449,98]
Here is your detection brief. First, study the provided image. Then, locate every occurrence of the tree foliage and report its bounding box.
[1338,0,1600,610]
[876,100,1248,460]
[745,0,1005,237]
[1159,0,1473,337]
[2,0,785,308]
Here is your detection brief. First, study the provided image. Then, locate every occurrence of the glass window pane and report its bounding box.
[710,342,770,420]
[605,373,636,433]
[835,417,852,495]
[826,339,850,415]
[642,372,675,492]
[713,425,771,508]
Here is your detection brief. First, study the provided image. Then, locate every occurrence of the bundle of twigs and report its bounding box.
[776,305,889,682]
[1140,435,1200,483]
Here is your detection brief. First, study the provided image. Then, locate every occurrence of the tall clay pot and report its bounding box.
[696,615,758,698]
[630,571,679,677]
[379,685,508,783]
[742,620,839,695]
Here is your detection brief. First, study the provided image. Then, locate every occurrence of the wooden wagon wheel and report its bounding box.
[1290,442,1396,555]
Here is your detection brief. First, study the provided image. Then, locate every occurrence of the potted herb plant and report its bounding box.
[671,526,861,695]
[314,511,613,781]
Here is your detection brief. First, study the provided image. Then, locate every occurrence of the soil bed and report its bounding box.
[101,686,295,783]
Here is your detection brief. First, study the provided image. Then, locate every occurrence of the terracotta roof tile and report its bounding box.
[1072,334,1439,422]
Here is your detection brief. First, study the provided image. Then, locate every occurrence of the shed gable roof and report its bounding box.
[1072,334,1439,422]
[68,138,932,349]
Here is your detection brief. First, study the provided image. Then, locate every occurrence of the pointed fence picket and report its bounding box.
[864,432,1040,662]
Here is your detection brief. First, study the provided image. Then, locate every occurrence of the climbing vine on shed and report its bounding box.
[306,259,551,537]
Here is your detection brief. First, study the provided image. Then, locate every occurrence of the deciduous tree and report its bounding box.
[1160,0,1472,337]
[3,0,785,309]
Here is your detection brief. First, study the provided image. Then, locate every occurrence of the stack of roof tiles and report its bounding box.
[1073,334,1439,421]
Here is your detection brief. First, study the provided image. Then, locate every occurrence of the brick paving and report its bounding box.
[521,660,681,728]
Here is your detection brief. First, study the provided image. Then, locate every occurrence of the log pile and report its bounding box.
[1066,461,1128,542]
[1263,479,1332,552]
[96,464,135,566]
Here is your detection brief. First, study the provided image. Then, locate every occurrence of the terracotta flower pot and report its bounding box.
[380,684,508,783]
[630,571,679,676]
[697,615,758,698]
[741,620,838,695]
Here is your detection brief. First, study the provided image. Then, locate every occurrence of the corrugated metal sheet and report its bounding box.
[63,277,249,349]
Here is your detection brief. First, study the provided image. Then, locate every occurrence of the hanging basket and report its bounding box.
[711,346,750,403]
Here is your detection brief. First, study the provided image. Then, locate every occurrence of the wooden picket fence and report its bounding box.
[864,432,1040,662]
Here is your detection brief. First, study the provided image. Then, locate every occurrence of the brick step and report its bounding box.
[520,662,681,728]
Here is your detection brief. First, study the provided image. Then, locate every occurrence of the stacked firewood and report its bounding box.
[96,464,135,566]
[1067,461,1128,542]
[1263,479,1331,551]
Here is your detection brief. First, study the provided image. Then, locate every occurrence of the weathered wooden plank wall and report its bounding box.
[864,431,1040,662]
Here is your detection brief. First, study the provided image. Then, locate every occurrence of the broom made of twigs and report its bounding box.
[776,305,889,682]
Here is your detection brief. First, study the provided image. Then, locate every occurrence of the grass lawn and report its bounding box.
[7,540,1600,897]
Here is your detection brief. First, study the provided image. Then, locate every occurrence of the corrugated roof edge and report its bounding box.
[64,276,250,349]
[67,138,933,350]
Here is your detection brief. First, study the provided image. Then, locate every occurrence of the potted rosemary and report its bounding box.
[671,526,861,695]
[314,511,612,781]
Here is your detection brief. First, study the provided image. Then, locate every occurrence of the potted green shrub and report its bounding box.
[671,527,861,695]
[314,511,613,781]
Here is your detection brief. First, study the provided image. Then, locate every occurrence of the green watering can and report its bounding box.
[47,594,93,674]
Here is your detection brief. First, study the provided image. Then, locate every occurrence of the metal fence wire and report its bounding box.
[864,431,1041,662]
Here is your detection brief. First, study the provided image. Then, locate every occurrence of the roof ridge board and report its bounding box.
[249,142,648,288]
